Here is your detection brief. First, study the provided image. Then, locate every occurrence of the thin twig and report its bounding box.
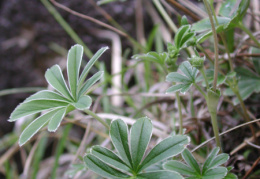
[192,118,260,153]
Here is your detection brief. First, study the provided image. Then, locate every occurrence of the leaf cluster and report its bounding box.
[164,147,236,179]
[166,61,198,94]
[9,45,108,146]
[84,117,190,179]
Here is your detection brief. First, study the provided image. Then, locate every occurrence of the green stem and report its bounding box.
[194,83,207,99]
[232,87,257,140]
[238,22,260,48]
[203,0,219,92]
[176,92,183,134]
[84,109,109,129]
[203,0,222,152]
[200,68,209,89]
[206,89,222,151]
[209,111,222,153]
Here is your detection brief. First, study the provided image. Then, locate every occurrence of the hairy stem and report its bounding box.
[176,92,183,134]
[194,83,207,99]
[200,68,209,89]
[232,87,257,141]
[203,0,219,92]
[209,111,222,153]
[84,109,109,129]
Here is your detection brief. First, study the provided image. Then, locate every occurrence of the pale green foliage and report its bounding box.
[84,117,189,178]
[164,148,235,179]
[9,44,108,146]
[166,61,198,93]
[132,52,168,66]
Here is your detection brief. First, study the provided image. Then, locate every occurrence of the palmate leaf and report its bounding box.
[84,117,189,178]
[164,148,232,178]
[166,61,198,94]
[9,44,107,146]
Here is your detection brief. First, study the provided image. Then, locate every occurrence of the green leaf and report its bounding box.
[9,100,69,122]
[166,72,191,84]
[91,146,131,172]
[181,15,189,26]
[224,173,237,179]
[166,61,198,94]
[132,52,168,65]
[78,46,109,87]
[181,149,201,175]
[84,154,130,179]
[192,17,231,33]
[47,107,67,132]
[110,119,132,167]
[24,90,71,103]
[220,0,250,29]
[67,44,83,100]
[174,25,190,48]
[166,84,192,94]
[137,170,184,179]
[138,135,189,172]
[202,167,227,179]
[78,71,104,97]
[72,95,92,110]
[45,65,73,100]
[226,67,260,105]
[219,0,237,18]
[19,109,60,146]
[250,46,260,74]
[202,147,220,174]
[130,117,153,171]
[208,153,229,169]
[179,61,198,81]
[164,160,197,176]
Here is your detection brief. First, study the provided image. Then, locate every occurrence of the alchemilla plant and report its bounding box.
[6,0,260,178]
